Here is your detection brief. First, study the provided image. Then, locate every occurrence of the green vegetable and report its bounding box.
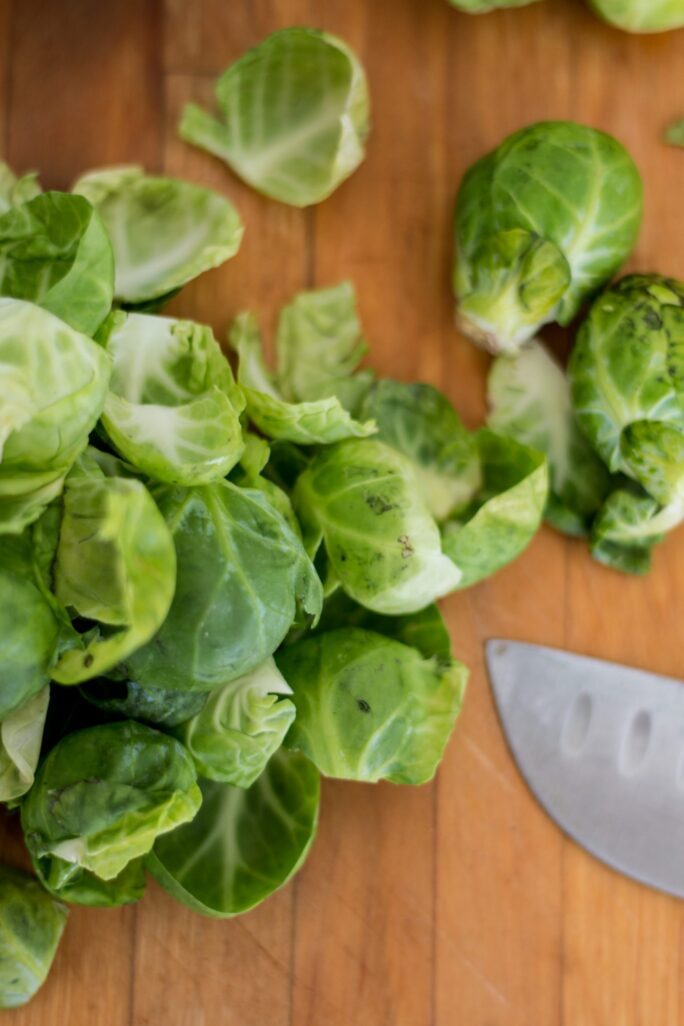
[279,627,467,784]
[98,311,245,484]
[294,438,462,614]
[441,430,548,588]
[569,275,684,506]
[454,121,643,353]
[22,720,201,887]
[148,748,319,916]
[230,311,375,444]
[590,486,684,574]
[0,162,41,214]
[73,166,243,305]
[124,481,322,691]
[179,28,370,207]
[589,0,684,31]
[0,687,49,803]
[177,657,296,788]
[0,299,110,533]
[0,192,114,335]
[80,679,207,728]
[0,865,67,1008]
[488,339,611,535]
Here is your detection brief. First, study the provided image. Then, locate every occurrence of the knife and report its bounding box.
[485,639,684,899]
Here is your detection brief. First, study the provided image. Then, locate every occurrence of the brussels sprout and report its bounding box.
[589,0,684,32]
[179,28,370,207]
[47,452,177,685]
[454,121,643,353]
[447,0,541,9]
[569,275,684,506]
[123,480,322,691]
[98,311,245,485]
[0,161,41,214]
[73,166,243,305]
[0,299,110,533]
[488,339,612,535]
[22,720,201,887]
[294,438,462,614]
[148,748,319,917]
[0,865,68,1008]
[441,430,548,588]
[79,679,207,728]
[359,379,481,521]
[35,858,147,909]
[177,658,296,788]
[278,627,467,784]
[0,192,114,335]
[230,311,375,444]
[0,687,49,803]
[590,485,684,574]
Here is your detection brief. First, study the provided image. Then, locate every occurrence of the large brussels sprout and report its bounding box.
[73,166,243,305]
[148,749,319,917]
[589,0,684,32]
[123,480,322,691]
[98,311,245,485]
[278,627,467,784]
[0,299,110,533]
[0,865,68,1008]
[454,121,643,353]
[569,275,684,506]
[179,28,370,207]
[22,721,201,888]
[0,192,114,335]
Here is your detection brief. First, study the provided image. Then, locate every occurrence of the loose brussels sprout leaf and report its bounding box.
[0,533,60,720]
[49,453,177,685]
[447,0,542,8]
[294,438,462,614]
[590,486,684,574]
[589,0,684,31]
[178,658,296,788]
[34,857,147,909]
[488,339,611,536]
[442,429,548,588]
[454,121,643,353]
[179,28,370,207]
[359,379,481,521]
[73,166,243,304]
[0,865,68,1009]
[80,679,207,729]
[0,162,41,214]
[22,721,201,884]
[0,299,110,531]
[279,628,467,784]
[148,749,319,917]
[230,311,375,444]
[569,275,684,505]
[0,192,114,335]
[98,311,245,484]
[0,687,49,803]
[239,433,270,477]
[124,480,322,691]
[276,282,367,401]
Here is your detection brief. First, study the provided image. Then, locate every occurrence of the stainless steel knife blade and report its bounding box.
[485,639,684,898]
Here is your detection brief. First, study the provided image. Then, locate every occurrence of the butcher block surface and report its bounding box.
[2,1,684,1023]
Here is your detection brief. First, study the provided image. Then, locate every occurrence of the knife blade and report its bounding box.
[485,639,684,898]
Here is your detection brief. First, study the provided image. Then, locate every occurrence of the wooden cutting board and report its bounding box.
[2,0,684,1023]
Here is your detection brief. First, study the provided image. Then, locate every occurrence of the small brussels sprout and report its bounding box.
[22,720,201,887]
[569,275,684,506]
[179,28,370,207]
[0,865,68,1008]
[454,121,643,353]
[589,0,684,32]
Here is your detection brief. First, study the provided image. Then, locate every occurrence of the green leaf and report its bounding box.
[0,162,41,215]
[590,0,684,31]
[590,486,684,574]
[441,429,548,588]
[148,749,319,917]
[294,437,462,614]
[22,720,201,883]
[230,311,375,444]
[79,680,207,729]
[73,166,243,304]
[179,28,370,207]
[0,687,49,803]
[0,865,68,1009]
[279,627,467,784]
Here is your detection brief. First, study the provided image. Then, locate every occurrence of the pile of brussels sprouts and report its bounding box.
[447,0,684,33]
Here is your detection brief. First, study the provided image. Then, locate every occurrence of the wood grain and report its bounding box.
[3,0,684,1022]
